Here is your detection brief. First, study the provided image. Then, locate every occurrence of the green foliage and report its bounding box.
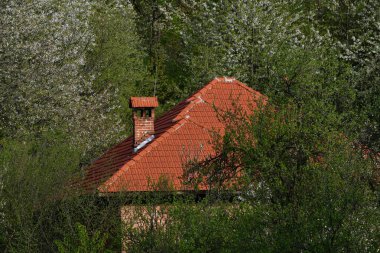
[126,104,379,252]
[55,223,113,253]
[355,56,380,151]
[0,133,123,252]
[244,106,379,252]
[0,132,79,252]
[87,1,154,134]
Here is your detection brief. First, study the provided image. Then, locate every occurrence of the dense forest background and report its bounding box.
[0,0,379,252]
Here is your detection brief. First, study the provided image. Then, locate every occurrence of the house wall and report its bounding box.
[120,204,169,253]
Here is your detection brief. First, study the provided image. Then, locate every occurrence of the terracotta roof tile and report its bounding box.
[81,77,267,192]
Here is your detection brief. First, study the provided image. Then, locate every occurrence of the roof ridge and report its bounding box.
[171,78,220,122]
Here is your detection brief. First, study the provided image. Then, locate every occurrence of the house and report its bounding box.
[80,77,265,251]
[81,77,266,194]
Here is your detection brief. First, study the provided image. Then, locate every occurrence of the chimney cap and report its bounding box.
[129,97,159,108]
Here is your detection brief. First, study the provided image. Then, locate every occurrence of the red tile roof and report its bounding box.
[81,77,266,193]
[130,97,159,108]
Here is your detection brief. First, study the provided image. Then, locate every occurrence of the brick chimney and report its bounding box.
[129,97,158,151]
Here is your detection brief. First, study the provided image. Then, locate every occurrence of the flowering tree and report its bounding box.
[0,0,125,158]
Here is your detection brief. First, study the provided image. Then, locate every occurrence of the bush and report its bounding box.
[0,132,123,252]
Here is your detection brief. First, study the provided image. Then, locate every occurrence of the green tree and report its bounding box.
[284,0,380,151]
[184,102,380,252]
[0,132,123,252]
[55,223,113,253]
[0,132,79,252]
[87,1,154,134]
